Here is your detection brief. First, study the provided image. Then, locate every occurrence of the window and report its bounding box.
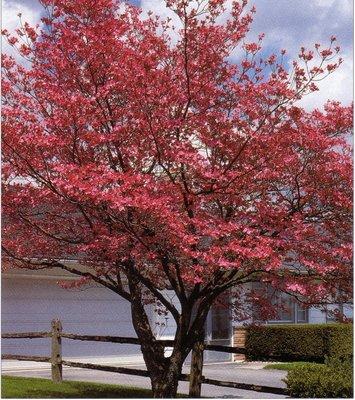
[268,290,294,323]
[211,295,230,340]
[297,304,308,323]
[267,289,308,324]
[250,282,309,324]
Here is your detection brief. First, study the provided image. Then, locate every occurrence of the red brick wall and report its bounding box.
[233,327,246,362]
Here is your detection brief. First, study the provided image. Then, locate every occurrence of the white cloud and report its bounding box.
[140,0,353,109]
[140,0,176,19]
[140,0,183,44]
[2,0,42,61]
[3,0,352,109]
[298,54,353,110]
[249,0,353,109]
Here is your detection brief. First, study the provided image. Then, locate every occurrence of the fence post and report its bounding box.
[189,338,204,397]
[51,319,62,383]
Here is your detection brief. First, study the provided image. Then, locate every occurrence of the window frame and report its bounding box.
[267,298,309,324]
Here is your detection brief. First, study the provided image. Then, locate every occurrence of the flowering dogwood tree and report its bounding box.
[2,0,352,396]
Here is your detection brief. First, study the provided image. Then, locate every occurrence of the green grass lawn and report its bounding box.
[263,361,323,371]
[1,375,159,398]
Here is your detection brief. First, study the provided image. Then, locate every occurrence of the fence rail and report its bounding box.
[3,331,246,354]
[204,344,246,354]
[61,333,142,345]
[2,332,51,339]
[2,354,51,363]
[202,377,287,396]
[62,360,151,378]
[2,332,247,354]
[1,319,287,397]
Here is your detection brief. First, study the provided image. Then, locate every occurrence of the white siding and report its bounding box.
[308,307,326,324]
[343,303,353,319]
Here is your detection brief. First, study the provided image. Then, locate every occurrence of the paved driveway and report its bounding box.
[3,362,288,398]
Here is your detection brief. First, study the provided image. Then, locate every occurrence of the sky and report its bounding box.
[3,0,353,110]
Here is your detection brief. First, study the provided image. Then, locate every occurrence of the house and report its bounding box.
[2,262,353,370]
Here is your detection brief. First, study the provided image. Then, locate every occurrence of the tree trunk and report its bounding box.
[126,267,211,398]
[150,352,184,398]
[127,272,184,397]
[189,338,204,397]
[151,376,179,398]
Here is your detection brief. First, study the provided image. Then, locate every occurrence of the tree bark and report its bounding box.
[150,351,184,398]
[149,312,209,397]
[189,337,204,397]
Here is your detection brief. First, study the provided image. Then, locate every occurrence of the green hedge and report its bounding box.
[284,359,353,398]
[245,323,353,362]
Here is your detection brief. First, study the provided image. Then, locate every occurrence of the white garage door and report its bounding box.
[2,275,145,367]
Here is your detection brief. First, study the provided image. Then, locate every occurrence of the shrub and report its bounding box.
[284,360,353,398]
[245,323,352,362]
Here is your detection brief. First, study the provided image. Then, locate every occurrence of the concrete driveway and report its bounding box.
[3,362,288,399]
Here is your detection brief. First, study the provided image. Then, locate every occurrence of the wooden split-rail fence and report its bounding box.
[2,319,287,397]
